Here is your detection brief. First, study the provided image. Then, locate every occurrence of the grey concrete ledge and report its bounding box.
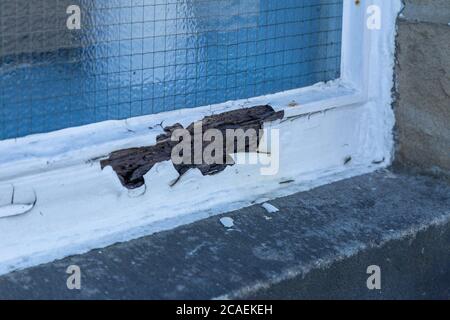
[0,170,449,299]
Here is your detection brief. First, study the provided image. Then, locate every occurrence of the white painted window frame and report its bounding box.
[0,0,373,179]
[283,0,371,119]
[0,0,401,276]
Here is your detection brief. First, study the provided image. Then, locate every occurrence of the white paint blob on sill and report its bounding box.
[262,203,279,214]
[220,217,234,229]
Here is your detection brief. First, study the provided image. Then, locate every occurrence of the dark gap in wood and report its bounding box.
[100,105,284,189]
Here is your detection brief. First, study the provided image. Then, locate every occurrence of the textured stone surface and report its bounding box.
[394,1,450,178]
[0,170,449,299]
[249,222,450,300]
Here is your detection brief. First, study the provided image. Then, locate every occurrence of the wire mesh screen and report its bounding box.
[0,0,343,140]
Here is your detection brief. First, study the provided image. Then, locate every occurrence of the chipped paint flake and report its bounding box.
[262,203,279,214]
[220,217,234,228]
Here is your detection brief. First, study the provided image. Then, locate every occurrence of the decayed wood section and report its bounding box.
[100,105,284,189]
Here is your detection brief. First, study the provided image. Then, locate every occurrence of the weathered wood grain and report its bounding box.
[100,105,284,189]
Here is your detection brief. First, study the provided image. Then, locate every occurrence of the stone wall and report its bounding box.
[394,0,450,178]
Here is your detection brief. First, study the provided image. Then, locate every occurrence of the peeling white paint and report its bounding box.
[0,185,36,219]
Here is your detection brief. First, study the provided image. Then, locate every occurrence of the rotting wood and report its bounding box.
[100,105,284,189]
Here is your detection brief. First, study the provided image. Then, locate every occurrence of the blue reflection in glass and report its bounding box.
[0,0,343,140]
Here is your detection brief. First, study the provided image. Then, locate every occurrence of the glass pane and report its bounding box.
[0,0,343,140]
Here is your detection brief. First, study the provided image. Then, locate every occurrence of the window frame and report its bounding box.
[282,0,371,119]
[0,0,374,178]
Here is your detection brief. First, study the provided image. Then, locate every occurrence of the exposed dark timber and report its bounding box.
[100,105,284,189]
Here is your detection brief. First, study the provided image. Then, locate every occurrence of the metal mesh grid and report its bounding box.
[0,0,343,140]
